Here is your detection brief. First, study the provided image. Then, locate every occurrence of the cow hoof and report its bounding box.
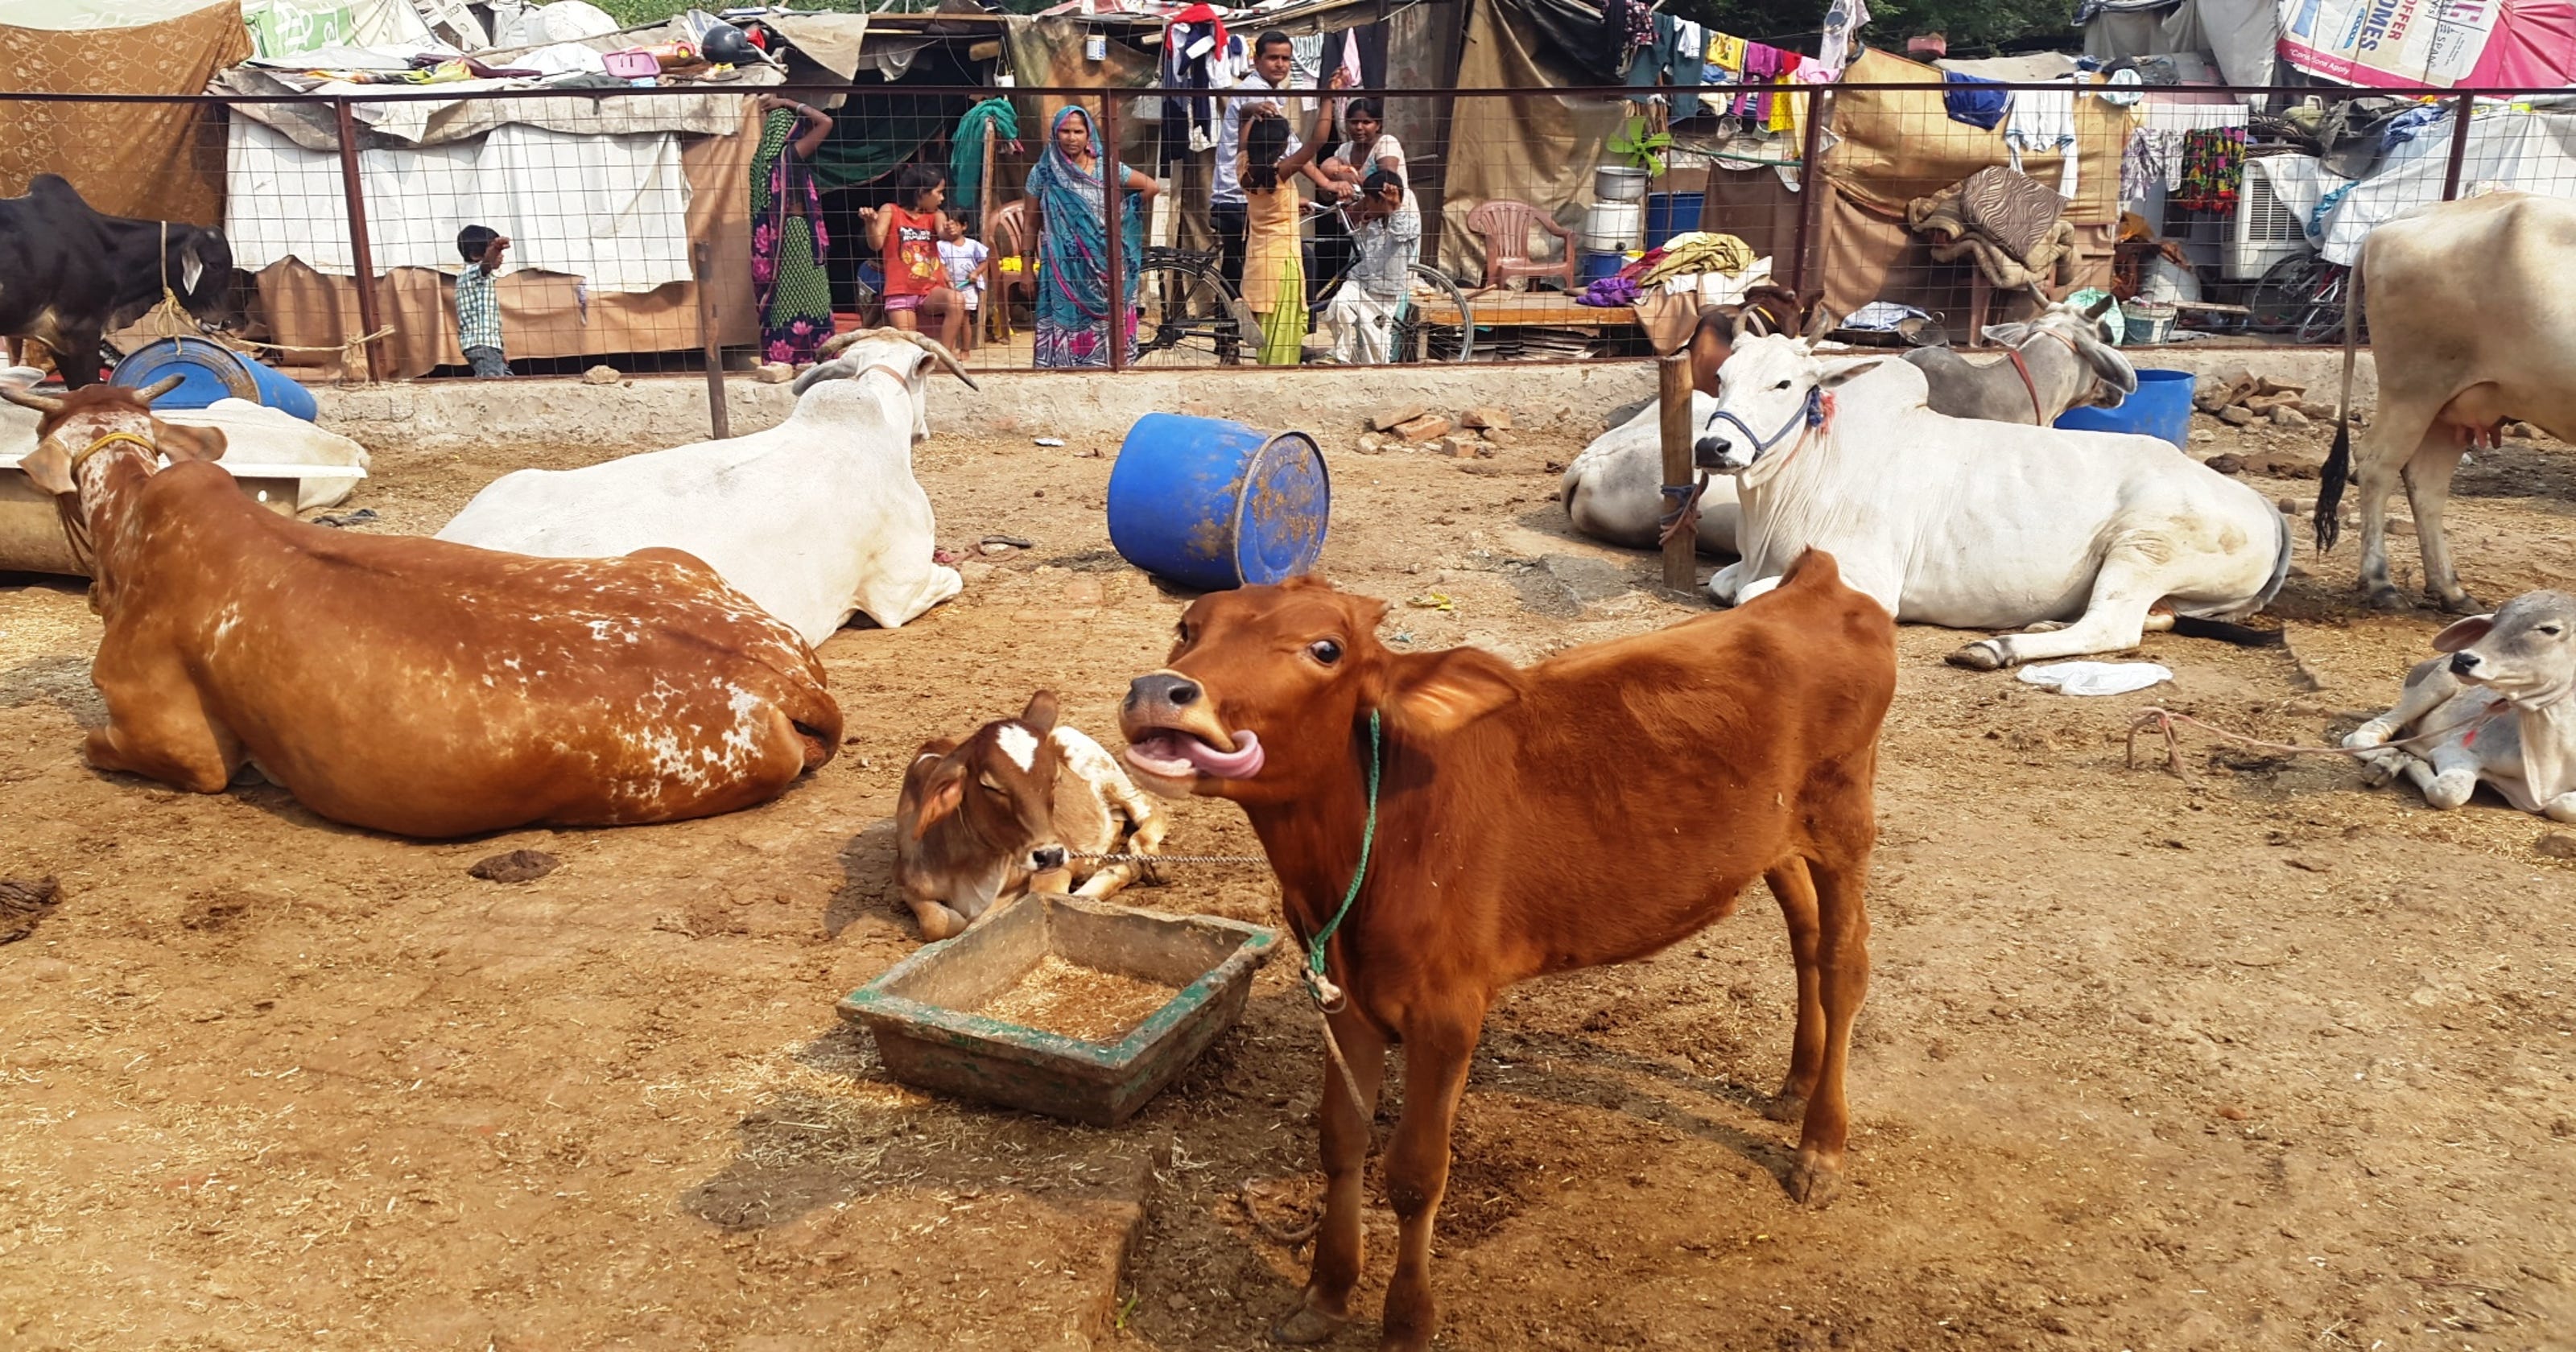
[1945,641,2007,671]
[2021,620,2070,633]
[1785,1150,1844,1208]
[2438,592,2483,616]
[2366,587,2411,612]
[1270,1303,1349,1346]
[1762,1090,1808,1124]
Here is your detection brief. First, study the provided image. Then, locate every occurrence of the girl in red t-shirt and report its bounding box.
[861,163,966,351]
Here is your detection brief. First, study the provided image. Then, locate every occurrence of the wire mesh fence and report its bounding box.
[3,80,2573,390]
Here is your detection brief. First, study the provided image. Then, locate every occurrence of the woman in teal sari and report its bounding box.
[1023,105,1158,368]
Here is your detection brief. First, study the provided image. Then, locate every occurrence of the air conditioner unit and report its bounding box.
[2225,157,2314,281]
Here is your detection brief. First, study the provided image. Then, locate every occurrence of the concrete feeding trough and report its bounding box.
[0,456,365,575]
[839,894,1278,1127]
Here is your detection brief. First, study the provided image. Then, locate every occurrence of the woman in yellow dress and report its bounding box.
[1236,104,1324,366]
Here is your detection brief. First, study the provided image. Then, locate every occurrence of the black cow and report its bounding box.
[0,175,233,388]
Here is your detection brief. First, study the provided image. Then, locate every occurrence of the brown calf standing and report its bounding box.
[1118,552,1893,1352]
[4,379,840,838]
[897,691,1168,941]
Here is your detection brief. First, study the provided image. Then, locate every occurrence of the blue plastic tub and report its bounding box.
[1578,249,1625,285]
[111,336,318,422]
[2054,368,2194,451]
[1645,191,1705,242]
[1107,413,1329,592]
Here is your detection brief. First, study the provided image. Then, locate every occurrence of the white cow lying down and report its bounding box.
[2343,591,2576,819]
[1,369,365,513]
[1695,332,2290,670]
[1559,391,1740,555]
[436,330,971,646]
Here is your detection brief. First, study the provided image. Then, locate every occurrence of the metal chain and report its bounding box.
[1065,849,1269,865]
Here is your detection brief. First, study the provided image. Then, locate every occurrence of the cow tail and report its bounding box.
[2314,249,2364,554]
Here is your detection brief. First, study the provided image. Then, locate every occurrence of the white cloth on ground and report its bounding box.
[2017,661,2172,696]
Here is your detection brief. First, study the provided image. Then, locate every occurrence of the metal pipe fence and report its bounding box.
[4,79,2573,397]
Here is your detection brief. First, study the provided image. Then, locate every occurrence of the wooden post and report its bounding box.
[1786,86,1832,303]
[692,240,730,440]
[1100,93,1125,373]
[980,118,999,344]
[1657,352,1695,592]
[2440,92,2475,200]
[331,99,386,383]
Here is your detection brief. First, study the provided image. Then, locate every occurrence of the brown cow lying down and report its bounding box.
[897,691,1168,941]
[6,380,840,838]
[1119,554,1893,1352]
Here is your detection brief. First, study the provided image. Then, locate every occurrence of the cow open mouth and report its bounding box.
[1125,728,1265,780]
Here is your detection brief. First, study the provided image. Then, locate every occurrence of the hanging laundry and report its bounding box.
[2004,84,2079,200]
[1706,31,1746,74]
[1606,0,1653,76]
[2118,128,2165,207]
[1941,72,2010,130]
[1670,19,1703,119]
[1814,0,1870,79]
[1766,52,1804,134]
[1730,42,1780,121]
[1162,7,1238,154]
[2174,126,2245,212]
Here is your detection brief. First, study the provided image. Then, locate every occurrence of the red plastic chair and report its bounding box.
[1468,198,1580,291]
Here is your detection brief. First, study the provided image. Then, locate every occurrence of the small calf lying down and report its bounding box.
[2343,590,2576,820]
[896,692,1169,940]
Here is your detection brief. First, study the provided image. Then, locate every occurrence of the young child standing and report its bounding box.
[454,225,510,379]
[936,216,990,355]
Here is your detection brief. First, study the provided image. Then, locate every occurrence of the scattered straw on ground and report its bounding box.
[974,956,1178,1043]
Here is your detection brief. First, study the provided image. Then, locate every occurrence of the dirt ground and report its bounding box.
[3,394,2574,1352]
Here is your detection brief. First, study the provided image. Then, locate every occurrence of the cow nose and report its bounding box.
[1126,672,1201,714]
[1693,435,1733,468]
[2450,652,2481,676]
[1031,844,1067,870]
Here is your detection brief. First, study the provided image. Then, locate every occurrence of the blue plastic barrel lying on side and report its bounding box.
[1107,413,1330,592]
[2053,368,2195,451]
[111,336,319,422]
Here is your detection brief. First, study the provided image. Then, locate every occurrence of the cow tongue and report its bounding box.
[1126,729,1264,780]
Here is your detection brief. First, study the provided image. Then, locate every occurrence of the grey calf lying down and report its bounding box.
[2344,591,2576,820]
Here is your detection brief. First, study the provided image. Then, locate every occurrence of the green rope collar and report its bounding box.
[1302,708,1380,1010]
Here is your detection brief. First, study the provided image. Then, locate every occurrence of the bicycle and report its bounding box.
[1129,244,1258,369]
[1302,200,1476,363]
[2249,252,2355,345]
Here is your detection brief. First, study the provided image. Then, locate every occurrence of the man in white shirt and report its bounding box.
[1212,30,1342,295]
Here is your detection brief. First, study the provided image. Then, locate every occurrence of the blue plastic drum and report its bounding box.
[1578,249,1625,286]
[112,336,319,422]
[2054,368,2195,451]
[1107,413,1330,592]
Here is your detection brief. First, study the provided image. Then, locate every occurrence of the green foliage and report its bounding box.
[1674,0,2075,51]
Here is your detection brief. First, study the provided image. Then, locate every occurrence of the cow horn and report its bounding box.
[1742,306,1773,339]
[896,329,979,391]
[0,385,64,415]
[136,374,187,405]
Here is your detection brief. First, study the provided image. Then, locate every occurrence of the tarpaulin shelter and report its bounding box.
[211,15,779,378]
[0,0,251,226]
[2278,0,2576,87]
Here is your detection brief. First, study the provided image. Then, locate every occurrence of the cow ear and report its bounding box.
[2432,614,2496,653]
[18,442,74,495]
[1382,646,1521,737]
[1020,689,1060,736]
[910,761,967,838]
[152,420,226,464]
[1820,360,1886,389]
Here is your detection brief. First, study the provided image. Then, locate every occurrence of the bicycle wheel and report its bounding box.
[2292,269,2349,345]
[1396,264,1476,363]
[2249,253,2330,334]
[1131,260,1249,368]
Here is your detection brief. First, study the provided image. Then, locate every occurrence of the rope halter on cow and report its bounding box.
[1700,385,1827,466]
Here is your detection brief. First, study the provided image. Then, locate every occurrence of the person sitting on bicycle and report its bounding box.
[1319,168,1418,365]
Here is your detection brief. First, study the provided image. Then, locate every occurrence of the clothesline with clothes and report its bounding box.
[1612,0,1867,134]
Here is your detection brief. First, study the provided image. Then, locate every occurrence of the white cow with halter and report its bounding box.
[2343,590,2576,819]
[436,329,972,646]
[1694,326,2291,669]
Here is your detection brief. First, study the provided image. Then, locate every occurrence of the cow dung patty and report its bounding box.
[468,850,559,884]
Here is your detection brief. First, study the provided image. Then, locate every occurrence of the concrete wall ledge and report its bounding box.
[312,348,2380,460]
